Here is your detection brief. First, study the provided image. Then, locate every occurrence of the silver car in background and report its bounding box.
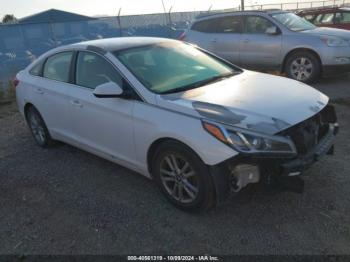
[184,10,350,83]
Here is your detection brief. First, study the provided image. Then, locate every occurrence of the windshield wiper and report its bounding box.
[161,72,238,94]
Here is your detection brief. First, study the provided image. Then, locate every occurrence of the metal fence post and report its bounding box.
[168,7,173,38]
[161,0,168,26]
[117,8,122,37]
[48,21,56,47]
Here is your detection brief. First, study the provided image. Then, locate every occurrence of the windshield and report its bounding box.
[114,42,239,94]
[272,12,316,31]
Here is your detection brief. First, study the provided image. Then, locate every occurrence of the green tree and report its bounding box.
[2,14,17,24]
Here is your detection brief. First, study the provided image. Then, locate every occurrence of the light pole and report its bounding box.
[241,0,245,10]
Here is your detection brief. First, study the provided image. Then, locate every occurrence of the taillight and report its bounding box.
[178,31,186,41]
[12,77,19,88]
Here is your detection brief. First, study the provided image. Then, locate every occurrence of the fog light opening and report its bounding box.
[230,164,260,193]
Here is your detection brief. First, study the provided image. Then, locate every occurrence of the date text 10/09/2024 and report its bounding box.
[127,256,219,261]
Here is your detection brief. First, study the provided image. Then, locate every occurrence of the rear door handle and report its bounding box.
[211,38,218,43]
[70,100,83,108]
[243,39,250,43]
[34,88,44,94]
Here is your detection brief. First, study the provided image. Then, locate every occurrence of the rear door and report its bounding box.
[28,51,74,139]
[239,15,282,70]
[208,15,244,65]
[68,51,137,166]
[187,16,243,65]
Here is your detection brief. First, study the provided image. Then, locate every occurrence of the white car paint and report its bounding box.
[15,37,330,180]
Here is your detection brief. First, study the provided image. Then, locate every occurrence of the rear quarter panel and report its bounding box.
[15,70,30,116]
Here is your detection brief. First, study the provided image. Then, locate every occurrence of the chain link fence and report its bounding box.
[0,11,210,91]
[1,0,350,92]
[245,0,350,10]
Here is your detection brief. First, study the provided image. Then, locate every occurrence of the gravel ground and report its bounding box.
[0,74,350,255]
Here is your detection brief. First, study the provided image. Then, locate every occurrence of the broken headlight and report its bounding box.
[203,121,297,156]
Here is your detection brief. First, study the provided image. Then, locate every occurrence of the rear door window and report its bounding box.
[320,13,335,24]
[303,14,316,22]
[43,52,73,83]
[314,14,324,24]
[215,16,243,33]
[343,12,350,22]
[191,19,217,33]
[30,60,44,76]
[335,12,350,23]
[191,16,242,33]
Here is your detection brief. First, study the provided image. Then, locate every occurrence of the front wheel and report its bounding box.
[285,51,321,83]
[152,141,215,212]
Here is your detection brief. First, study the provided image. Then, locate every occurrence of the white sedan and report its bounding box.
[15,37,338,211]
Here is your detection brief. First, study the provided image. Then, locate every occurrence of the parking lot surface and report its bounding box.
[0,74,350,255]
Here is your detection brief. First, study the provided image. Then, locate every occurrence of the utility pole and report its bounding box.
[241,0,245,10]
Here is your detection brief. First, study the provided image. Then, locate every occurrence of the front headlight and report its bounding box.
[202,121,296,156]
[321,36,350,47]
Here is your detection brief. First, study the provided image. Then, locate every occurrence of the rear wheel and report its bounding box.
[285,51,321,83]
[26,106,54,148]
[152,141,215,212]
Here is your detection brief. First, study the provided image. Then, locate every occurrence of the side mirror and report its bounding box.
[93,82,123,98]
[265,26,279,35]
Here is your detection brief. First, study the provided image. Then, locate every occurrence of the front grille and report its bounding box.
[278,105,335,155]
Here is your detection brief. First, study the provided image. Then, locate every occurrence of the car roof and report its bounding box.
[66,37,177,52]
[298,6,350,14]
[195,10,288,20]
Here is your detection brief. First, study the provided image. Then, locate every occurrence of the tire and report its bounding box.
[25,106,54,148]
[285,51,321,83]
[152,140,216,212]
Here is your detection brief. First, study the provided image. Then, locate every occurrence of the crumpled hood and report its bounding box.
[156,71,329,135]
[302,27,350,40]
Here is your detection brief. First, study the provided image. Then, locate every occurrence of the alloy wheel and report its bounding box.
[159,154,199,204]
[290,57,313,81]
[28,111,46,144]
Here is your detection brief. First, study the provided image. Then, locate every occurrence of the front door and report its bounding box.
[68,51,136,166]
[240,15,282,70]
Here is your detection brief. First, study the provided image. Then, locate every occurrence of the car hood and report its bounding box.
[156,71,329,135]
[302,27,350,39]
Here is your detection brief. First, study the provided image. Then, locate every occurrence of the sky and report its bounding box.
[0,0,241,18]
[0,0,329,19]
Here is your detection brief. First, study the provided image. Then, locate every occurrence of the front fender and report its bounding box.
[132,102,238,176]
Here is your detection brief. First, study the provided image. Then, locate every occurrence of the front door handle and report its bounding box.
[34,88,44,94]
[70,100,83,108]
[243,39,250,43]
[211,38,218,43]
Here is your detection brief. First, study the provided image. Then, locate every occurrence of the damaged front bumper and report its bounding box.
[209,122,339,205]
[281,123,338,175]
